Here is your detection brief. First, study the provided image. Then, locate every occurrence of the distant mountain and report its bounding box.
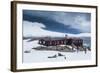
[23,21,91,38]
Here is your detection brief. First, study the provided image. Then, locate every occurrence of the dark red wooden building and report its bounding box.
[38,37,83,47]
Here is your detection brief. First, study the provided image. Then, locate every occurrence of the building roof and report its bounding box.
[39,37,82,41]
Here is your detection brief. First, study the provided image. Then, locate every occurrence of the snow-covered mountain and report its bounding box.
[23,21,91,37]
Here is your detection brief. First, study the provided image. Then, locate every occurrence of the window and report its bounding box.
[43,41,45,44]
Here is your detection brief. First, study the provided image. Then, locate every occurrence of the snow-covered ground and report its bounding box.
[23,40,91,63]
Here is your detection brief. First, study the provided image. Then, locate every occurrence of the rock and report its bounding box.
[64,56,66,60]
[48,55,57,58]
[24,50,31,53]
[58,53,64,56]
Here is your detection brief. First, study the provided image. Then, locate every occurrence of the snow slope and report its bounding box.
[23,40,91,63]
[23,21,91,37]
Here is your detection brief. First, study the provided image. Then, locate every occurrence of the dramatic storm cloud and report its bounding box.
[23,10,91,34]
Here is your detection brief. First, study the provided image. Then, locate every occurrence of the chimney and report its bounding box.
[65,34,68,39]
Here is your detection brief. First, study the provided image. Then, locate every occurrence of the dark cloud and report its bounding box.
[23,10,91,34]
